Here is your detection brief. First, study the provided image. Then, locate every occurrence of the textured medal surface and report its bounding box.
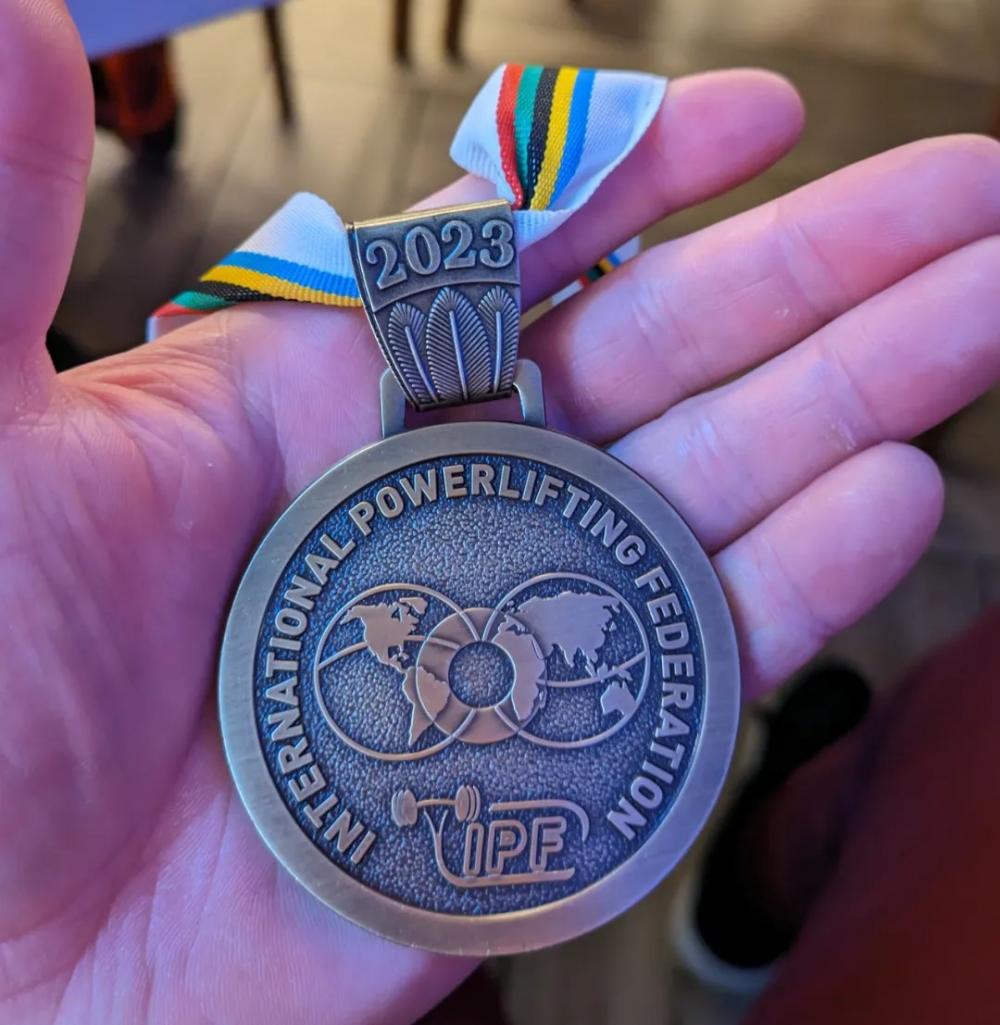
[220,422,739,954]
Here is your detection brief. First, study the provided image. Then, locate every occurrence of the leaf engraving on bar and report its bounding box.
[479,286,519,394]
[425,288,491,404]
[387,303,435,406]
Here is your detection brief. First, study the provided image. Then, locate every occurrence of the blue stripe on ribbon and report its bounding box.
[550,67,596,207]
[218,250,361,298]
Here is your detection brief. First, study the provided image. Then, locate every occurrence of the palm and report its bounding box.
[2,6,999,1025]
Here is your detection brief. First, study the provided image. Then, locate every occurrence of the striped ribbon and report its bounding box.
[549,236,641,307]
[496,64,595,211]
[159,252,361,317]
[150,64,665,336]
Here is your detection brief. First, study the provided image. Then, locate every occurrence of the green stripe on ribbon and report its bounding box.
[514,65,543,197]
[172,290,231,312]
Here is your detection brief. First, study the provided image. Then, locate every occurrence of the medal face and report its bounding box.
[220,421,739,954]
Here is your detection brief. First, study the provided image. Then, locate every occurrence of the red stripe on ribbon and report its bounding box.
[496,63,525,210]
[153,301,198,317]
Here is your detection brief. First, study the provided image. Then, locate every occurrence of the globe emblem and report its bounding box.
[313,573,650,761]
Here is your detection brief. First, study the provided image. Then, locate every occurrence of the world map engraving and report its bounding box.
[343,596,427,670]
[324,577,648,758]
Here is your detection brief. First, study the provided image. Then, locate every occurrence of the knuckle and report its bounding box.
[669,398,764,543]
[0,131,90,190]
[757,528,838,646]
[816,333,883,455]
[771,196,851,321]
[626,250,712,394]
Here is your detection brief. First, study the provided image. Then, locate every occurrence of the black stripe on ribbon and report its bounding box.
[194,281,279,303]
[523,66,559,208]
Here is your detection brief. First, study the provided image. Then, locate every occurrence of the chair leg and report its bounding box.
[444,0,465,59]
[263,5,294,125]
[393,0,411,63]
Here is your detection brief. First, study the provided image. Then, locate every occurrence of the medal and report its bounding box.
[218,197,740,954]
[152,61,740,954]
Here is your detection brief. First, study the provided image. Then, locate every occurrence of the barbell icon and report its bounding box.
[391,784,482,828]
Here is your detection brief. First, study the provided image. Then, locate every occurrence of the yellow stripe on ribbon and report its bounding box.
[530,66,579,211]
[200,264,363,307]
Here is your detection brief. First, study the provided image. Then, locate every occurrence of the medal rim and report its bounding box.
[219,421,740,955]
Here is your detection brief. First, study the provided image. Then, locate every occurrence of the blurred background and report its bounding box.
[61,1,999,1022]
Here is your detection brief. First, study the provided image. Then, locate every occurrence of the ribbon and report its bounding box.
[550,235,641,306]
[148,64,665,340]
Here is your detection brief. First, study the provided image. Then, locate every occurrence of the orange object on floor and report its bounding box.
[90,40,180,156]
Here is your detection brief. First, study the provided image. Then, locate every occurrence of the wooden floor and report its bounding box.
[58,1,1000,1022]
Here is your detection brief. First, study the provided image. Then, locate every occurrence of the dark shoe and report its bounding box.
[671,662,871,992]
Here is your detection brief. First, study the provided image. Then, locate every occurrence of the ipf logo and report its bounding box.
[390,784,590,888]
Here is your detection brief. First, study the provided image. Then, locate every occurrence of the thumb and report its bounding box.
[0,0,92,405]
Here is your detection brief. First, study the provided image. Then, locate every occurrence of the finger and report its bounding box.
[0,0,92,404]
[712,442,943,700]
[528,134,1000,441]
[614,234,1000,551]
[421,68,806,307]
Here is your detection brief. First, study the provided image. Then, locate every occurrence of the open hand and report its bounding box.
[2,2,998,1023]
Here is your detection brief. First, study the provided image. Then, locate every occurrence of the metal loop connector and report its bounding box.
[380,360,546,439]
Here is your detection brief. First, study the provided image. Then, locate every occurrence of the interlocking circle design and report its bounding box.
[313,574,651,761]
